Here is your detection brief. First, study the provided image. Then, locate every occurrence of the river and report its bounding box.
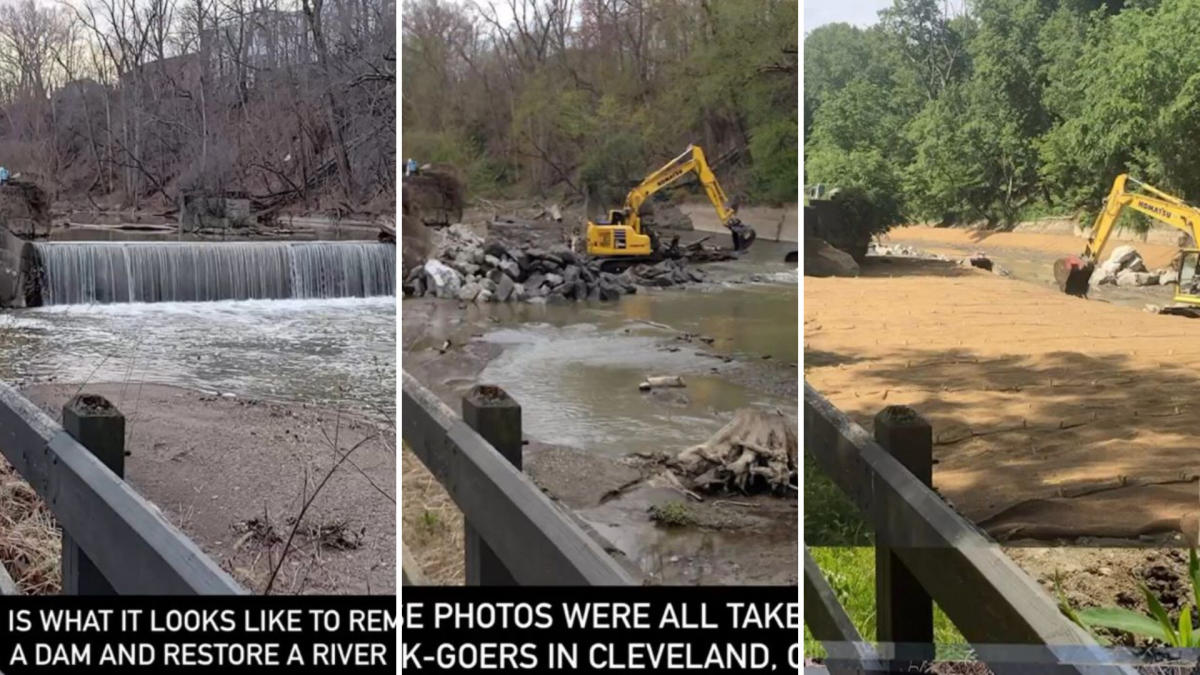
[1,296,395,416]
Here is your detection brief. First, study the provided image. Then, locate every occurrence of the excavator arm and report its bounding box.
[587,145,756,256]
[624,146,737,225]
[1055,174,1200,296]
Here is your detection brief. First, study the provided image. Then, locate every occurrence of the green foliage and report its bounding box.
[748,118,798,204]
[403,129,513,197]
[803,547,970,659]
[403,0,796,204]
[803,451,871,546]
[648,501,695,527]
[804,0,1200,226]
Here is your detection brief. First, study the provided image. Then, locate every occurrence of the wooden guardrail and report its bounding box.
[401,371,637,586]
[0,382,243,594]
[803,382,1135,674]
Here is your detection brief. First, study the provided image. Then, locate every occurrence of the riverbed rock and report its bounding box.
[1107,245,1146,272]
[423,259,462,298]
[804,237,859,278]
[499,258,521,280]
[967,253,993,271]
[457,281,481,301]
[1116,270,1158,287]
[544,272,564,287]
[562,265,580,285]
[495,274,516,302]
[574,279,587,300]
[475,289,493,303]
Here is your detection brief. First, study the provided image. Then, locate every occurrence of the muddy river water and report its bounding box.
[406,247,798,457]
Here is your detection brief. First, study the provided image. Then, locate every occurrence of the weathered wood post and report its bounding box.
[874,405,935,669]
[61,394,125,595]
[461,385,522,585]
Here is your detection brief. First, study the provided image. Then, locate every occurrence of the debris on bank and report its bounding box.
[867,241,1012,276]
[402,224,713,303]
[607,408,798,501]
[638,375,685,391]
[666,408,796,495]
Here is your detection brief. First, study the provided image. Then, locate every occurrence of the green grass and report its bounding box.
[804,450,871,547]
[805,547,972,659]
[804,455,971,660]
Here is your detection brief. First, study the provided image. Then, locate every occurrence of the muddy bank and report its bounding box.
[21,383,395,595]
[402,277,798,584]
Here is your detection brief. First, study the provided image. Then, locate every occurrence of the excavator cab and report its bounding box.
[1174,249,1200,305]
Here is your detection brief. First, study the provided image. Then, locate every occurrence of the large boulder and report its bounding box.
[804,237,859,278]
[423,259,462,298]
[1092,245,1149,286]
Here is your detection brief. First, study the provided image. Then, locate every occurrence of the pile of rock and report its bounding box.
[402,224,706,303]
[868,242,939,258]
[1090,245,1174,287]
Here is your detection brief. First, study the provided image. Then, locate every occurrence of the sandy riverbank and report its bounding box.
[15,383,395,594]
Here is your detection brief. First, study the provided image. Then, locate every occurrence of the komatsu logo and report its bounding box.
[1138,200,1174,220]
[655,167,687,187]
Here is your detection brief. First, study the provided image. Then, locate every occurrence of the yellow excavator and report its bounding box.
[1055,174,1200,304]
[585,145,756,260]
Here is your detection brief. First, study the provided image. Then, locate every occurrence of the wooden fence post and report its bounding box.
[461,385,522,586]
[61,394,125,595]
[874,404,934,669]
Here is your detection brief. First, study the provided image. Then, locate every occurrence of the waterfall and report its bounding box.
[28,241,395,305]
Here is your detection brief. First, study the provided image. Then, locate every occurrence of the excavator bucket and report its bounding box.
[729,219,757,252]
[1054,255,1093,297]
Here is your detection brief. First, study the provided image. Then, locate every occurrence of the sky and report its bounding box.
[804,0,892,32]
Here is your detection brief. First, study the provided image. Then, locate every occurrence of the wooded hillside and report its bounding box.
[805,0,1200,229]
[402,0,797,207]
[0,0,394,213]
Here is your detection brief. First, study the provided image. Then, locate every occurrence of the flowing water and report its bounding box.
[1,297,395,414]
[30,241,395,305]
[407,264,798,458]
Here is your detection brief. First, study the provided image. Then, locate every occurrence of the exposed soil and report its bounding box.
[20,383,395,595]
[807,224,1200,658]
[806,242,1200,542]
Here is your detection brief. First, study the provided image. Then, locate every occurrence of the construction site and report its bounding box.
[800,0,1200,665]
[401,156,798,586]
[400,0,797,587]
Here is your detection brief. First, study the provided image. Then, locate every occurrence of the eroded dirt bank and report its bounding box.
[22,383,395,595]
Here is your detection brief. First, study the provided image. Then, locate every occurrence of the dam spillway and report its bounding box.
[26,240,395,305]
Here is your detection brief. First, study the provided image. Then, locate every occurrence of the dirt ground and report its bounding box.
[18,383,395,595]
[806,224,1200,621]
[806,247,1200,540]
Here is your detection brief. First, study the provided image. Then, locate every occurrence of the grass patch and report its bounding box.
[649,501,695,527]
[401,444,464,585]
[804,450,871,547]
[804,455,969,660]
[805,547,971,660]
